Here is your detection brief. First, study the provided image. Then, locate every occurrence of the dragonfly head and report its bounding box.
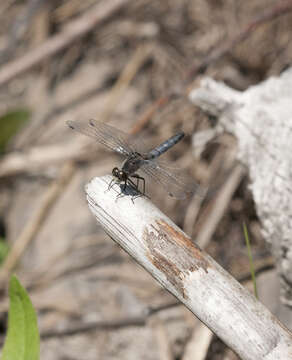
[112,167,127,182]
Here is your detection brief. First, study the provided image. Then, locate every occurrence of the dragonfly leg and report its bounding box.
[127,178,139,192]
[131,174,145,195]
[127,178,145,202]
[123,180,127,192]
[115,180,128,201]
[105,178,116,194]
[113,176,146,201]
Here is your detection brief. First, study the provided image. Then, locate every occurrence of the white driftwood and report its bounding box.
[189,69,292,308]
[86,176,292,360]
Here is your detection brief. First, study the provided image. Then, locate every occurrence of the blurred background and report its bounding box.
[0,0,292,359]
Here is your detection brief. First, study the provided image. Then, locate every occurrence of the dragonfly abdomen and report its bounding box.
[147,132,184,159]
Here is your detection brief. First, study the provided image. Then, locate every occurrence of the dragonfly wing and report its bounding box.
[67,119,133,156]
[140,160,203,199]
[127,135,151,155]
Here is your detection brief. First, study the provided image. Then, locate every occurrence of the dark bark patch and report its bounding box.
[144,219,210,299]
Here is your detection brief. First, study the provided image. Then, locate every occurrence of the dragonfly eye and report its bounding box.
[112,167,119,177]
[119,171,126,180]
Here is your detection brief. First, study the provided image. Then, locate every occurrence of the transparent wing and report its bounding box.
[140,160,204,199]
[128,135,152,155]
[67,119,135,157]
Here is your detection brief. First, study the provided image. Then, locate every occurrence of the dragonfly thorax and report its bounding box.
[122,153,143,175]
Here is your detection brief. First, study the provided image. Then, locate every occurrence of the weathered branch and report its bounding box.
[189,68,292,310]
[86,176,292,360]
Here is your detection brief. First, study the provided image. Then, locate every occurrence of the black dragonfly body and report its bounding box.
[67,119,201,199]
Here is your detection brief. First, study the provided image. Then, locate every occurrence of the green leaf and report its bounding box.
[0,109,30,154]
[0,238,9,265]
[1,275,40,360]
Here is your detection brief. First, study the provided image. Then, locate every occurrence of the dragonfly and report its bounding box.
[67,119,202,199]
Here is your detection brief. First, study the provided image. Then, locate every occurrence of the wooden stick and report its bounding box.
[0,0,129,87]
[86,175,292,360]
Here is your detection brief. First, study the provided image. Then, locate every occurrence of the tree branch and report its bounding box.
[86,176,292,360]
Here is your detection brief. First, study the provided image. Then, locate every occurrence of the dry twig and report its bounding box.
[0,0,129,87]
[101,44,153,123]
[195,164,245,248]
[0,161,75,284]
[182,323,213,360]
[186,0,292,79]
[133,0,292,133]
